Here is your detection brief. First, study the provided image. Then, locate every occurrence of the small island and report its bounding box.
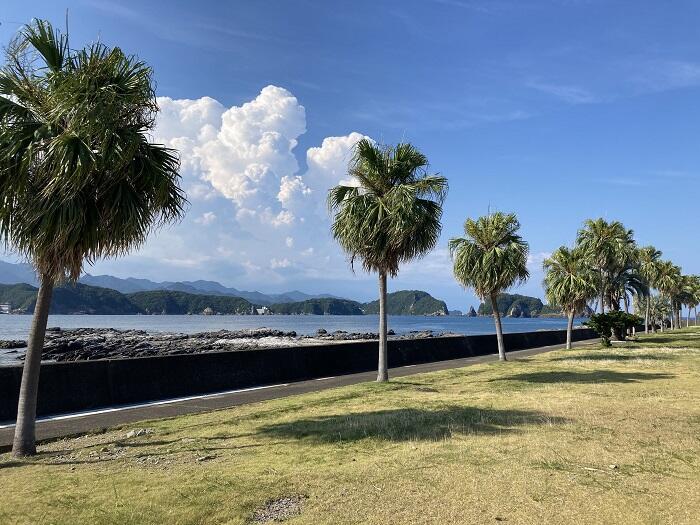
[477,293,588,318]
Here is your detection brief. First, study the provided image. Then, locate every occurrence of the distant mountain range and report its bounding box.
[0,261,451,316]
[0,282,450,317]
[0,261,342,305]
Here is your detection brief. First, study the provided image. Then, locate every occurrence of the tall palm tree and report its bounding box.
[543,247,597,349]
[655,261,682,330]
[637,246,663,333]
[676,275,699,328]
[607,259,648,314]
[328,139,447,382]
[643,295,671,332]
[450,212,529,361]
[688,275,700,326]
[576,219,635,313]
[0,21,186,456]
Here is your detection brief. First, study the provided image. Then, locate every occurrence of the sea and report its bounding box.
[0,314,586,366]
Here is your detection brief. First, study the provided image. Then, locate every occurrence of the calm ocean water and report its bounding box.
[0,314,586,365]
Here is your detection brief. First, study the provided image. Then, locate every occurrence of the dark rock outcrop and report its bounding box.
[0,340,26,349]
[21,327,457,362]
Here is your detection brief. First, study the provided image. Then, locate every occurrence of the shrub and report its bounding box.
[585,312,643,346]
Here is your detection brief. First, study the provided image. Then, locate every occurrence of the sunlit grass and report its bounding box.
[1,328,699,524]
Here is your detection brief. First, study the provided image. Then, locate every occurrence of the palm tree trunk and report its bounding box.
[674,304,679,329]
[623,293,629,314]
[12,276,54,457]
[671,303,676,329]
[491,293,507,361]
[598,267,605,314]
[670,301,676,330]
[377,271,388,382]
[566,310,574,350]
[645,296,650,334]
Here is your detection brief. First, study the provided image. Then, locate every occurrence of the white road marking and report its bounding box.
[314,376,336,381]
[0,382,290,429]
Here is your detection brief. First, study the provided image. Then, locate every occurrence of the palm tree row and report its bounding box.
[543,218,699,342]
[330,151,698,372]
[3,21,697,459]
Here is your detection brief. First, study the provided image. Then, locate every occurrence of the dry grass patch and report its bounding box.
[1,329,699,524]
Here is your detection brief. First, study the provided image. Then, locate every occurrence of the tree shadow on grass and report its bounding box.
[256,406,569,443]
[550,354,673,363]
[635,336,696,345]
[491,371,673,384]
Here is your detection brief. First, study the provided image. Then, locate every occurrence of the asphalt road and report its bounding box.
[0,339,596,451]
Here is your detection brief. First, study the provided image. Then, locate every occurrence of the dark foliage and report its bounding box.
[585,311,643,346]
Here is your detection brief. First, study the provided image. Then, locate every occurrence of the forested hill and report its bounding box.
[362,290,449,316]
[269,298,364,315]
[0,283,142,315]
[0,283,253,315]
[127,290,253,315]
[0,284,451,316]
[477,293,561,318]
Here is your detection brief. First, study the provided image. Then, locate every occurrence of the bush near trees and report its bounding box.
[585,312,643,346]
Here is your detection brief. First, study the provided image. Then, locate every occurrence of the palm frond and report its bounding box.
[0,19,187,283]
[450,212,529,300]
[328,140,446,277]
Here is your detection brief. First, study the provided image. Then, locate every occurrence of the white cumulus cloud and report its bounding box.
[270,257,291,269]
[121,86,446,297]
[194,212,217,225]
[194,86,306,213]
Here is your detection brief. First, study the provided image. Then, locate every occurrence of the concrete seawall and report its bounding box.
[0,327,597,422]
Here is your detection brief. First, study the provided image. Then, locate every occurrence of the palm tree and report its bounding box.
[0,21,186,456]
[607,260,648,313]
[644,295,671,332]
[689,276,700,326]
[637,246,663,333]
[655,261,682,330]
[328,139,447,382]
[576,219,635,313]
[543,247,597,349]
[676,275,699,328]
[450,212,529,361]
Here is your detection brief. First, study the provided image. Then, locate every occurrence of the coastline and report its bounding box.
[0,315,590,366]
[0,326,462,364]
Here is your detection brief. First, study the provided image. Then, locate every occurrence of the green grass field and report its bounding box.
[1,329,699,524]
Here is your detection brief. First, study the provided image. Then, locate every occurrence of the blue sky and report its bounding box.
[1,1,699,310]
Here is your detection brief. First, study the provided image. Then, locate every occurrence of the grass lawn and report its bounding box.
[1,329,699,524]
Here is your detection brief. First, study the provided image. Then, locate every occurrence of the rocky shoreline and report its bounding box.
[4,327,458,362]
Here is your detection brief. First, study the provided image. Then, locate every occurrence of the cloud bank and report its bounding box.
[128,86,377,292]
